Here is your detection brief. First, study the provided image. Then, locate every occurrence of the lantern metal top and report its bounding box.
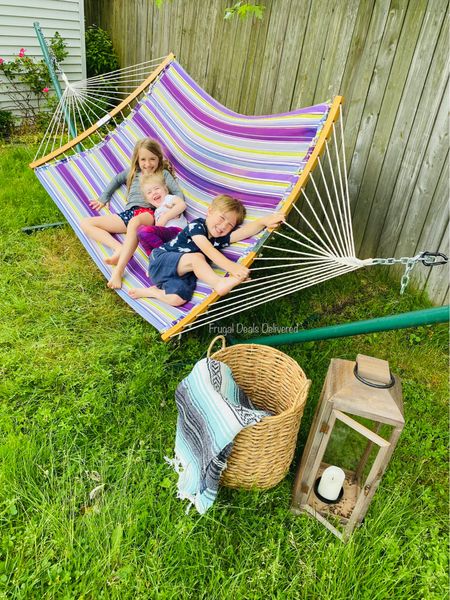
[327,355,404,426]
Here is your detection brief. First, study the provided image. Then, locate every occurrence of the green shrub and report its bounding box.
[0,109,14,138]
[35,95,59,132]
[85,25,120,77]
[0,33,68,127]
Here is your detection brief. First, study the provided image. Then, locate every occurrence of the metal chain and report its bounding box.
[400,258,420,294]
[371,253,424,294]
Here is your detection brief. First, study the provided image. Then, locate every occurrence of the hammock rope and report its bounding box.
[33,57,168,162]
[31,53,448,340]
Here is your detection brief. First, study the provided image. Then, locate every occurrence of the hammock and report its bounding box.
[31,54,433,340]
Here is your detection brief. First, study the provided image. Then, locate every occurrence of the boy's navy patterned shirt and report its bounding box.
[159,218,231,256]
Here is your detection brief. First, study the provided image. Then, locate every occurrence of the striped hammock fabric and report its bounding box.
[33,57,333,339]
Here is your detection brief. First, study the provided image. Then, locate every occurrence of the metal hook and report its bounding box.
[419,252,449,267]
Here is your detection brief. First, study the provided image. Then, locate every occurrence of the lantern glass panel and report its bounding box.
[322,418,370,472]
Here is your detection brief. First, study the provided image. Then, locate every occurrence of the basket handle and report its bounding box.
[207,335,227,357]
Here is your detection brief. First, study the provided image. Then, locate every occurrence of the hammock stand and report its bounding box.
[30,53,447,341]
[229,305,450,347]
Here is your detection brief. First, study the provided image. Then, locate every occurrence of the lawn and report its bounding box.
[0,143,448,599]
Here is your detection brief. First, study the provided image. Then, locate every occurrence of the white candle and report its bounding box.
[317,466,345,501]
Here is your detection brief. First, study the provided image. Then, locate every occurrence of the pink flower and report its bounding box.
[0,58,3,65]
[18,48,26,57]
[42,87,49,93]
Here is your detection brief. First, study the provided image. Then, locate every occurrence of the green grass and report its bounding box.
[0,144,448,599]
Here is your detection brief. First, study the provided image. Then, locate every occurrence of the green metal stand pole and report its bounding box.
[229,306,450,347]
[33,21,78,141]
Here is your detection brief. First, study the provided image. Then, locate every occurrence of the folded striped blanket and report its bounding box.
[167,358,270,514]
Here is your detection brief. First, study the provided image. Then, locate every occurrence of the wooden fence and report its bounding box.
[85,0,449,304]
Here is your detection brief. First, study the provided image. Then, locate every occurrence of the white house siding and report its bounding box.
[0,0,85,114]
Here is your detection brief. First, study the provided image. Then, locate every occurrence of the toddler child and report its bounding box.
[128,194,284,306]
[137,173,187,256]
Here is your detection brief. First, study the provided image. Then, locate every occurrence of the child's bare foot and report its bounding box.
[107,269,123,289]
[128,286,185,306]
[214,274,245,296]
[104,251,120,265]
[128,286,162,300]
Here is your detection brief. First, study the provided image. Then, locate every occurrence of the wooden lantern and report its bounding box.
[291,354,404,542]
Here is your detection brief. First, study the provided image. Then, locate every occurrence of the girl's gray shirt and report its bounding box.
[99,169,184,211]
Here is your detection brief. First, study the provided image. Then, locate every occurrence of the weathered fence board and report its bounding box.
[354,2,422,256]
[342,0,392,208]
[84,0,449,304]
[415,153,449,291]
[256,0,293,115]
[378,13,448,256]
[235,8,268,113]
[292,0,331,109]
[225,17,255,111]
[362,0,447,257]
[351,0,427,256]
[425,222,449,305]
[395,81,449,257]
[271,0,311,113]
[240,2,274,115]
[210,11,241,107]
[313,0,360,103]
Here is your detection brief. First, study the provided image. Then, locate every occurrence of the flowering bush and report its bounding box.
[0,32,68,127]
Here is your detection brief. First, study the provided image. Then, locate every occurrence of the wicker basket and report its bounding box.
[208,336,311,490]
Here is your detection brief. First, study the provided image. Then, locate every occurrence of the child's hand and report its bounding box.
[89,199,106,211]
[228,263,250,280]
[263,212,285,230]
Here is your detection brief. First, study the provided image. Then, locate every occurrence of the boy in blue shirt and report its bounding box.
[128,194,284,306]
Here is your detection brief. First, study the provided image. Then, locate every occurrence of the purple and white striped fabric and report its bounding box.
[34,58,331,335]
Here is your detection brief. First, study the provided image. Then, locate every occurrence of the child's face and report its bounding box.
[138,149,159,174]
[142,182,168,206]
[206,207,238,238]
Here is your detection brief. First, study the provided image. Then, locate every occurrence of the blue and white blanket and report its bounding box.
[166,358,270,514]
